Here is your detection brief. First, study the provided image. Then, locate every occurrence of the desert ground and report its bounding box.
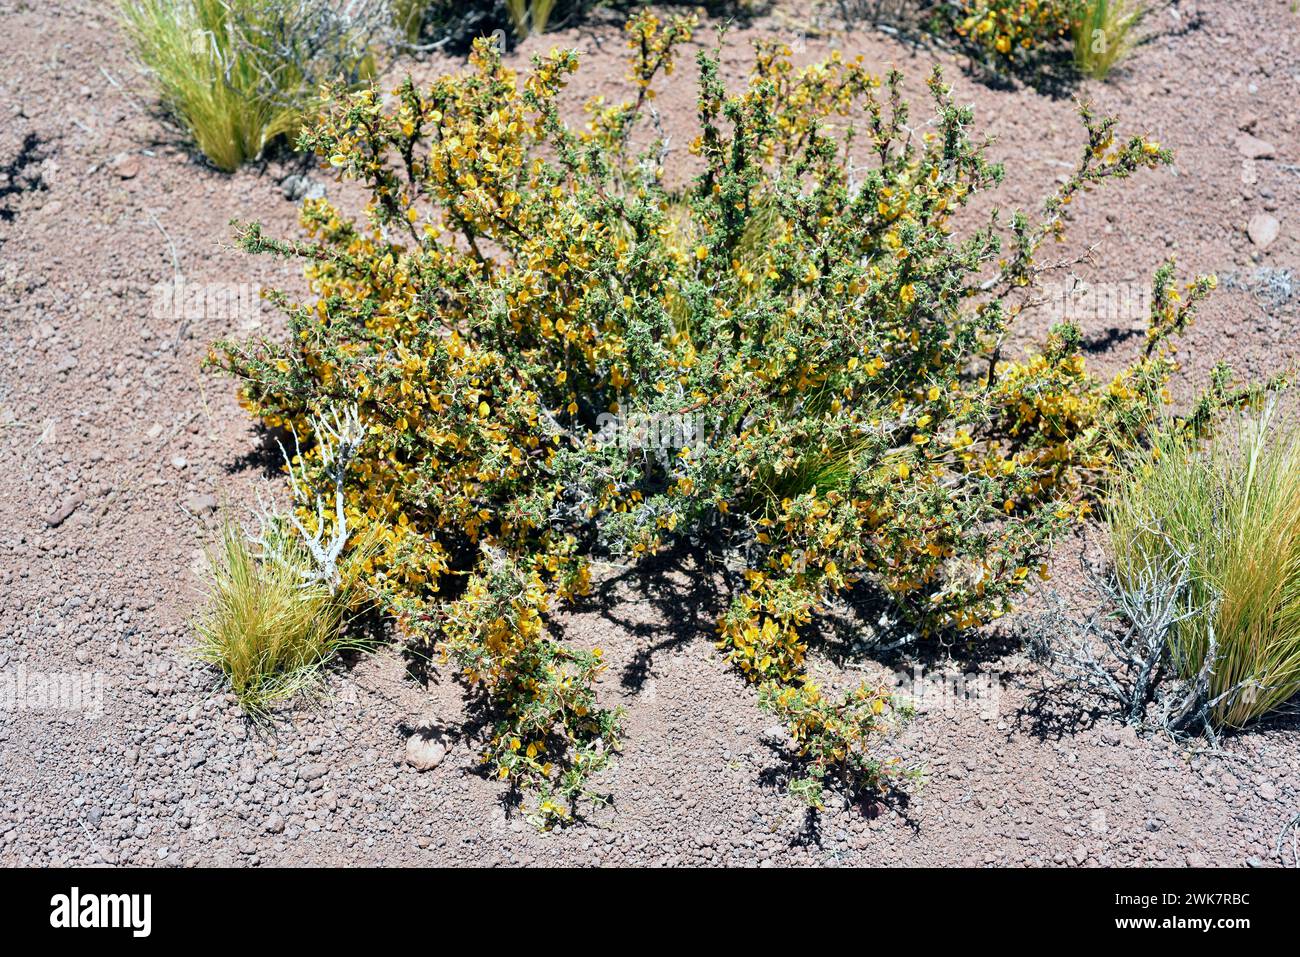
[0,0,1297,866]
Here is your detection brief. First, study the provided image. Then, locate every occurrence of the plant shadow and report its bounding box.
[808,582,1028,674]
[0,131,50,235]
[756,738,921,848]
[557,540,731,693]
[1081,325,1144,355]
[223,423,292,478]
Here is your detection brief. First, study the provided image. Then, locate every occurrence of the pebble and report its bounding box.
[1247,213,1280,249]
[184,493,218,515]
[45,494,83,528]
[1236,133,1276,160]
[404,734,447,771]
[112,154,140,179]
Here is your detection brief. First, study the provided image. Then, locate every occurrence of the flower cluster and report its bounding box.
[943,0,1074,70]
[212,11,1223,819]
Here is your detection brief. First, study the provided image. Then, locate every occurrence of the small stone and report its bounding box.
[265,813,285,834]
[114,156,141,179]
[45,495,83,527]
[1248,213,1280,249]
[299,763,328,782]
[1236,133,1276,160]
[1257,782,1278,802]
[405,734,447,771]
[185,493,218,515]
[170,455,188,470]
[53,354,77,373]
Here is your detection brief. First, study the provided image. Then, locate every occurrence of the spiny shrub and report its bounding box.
[932,1,1144,79]
[213,10,1221,820]
[1109,404,1300,728]
[944,0,1073,69]
[398,0,578,47]
[118,0,387,172]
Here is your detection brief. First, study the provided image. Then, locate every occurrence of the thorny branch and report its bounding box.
[1029,532,1249,741]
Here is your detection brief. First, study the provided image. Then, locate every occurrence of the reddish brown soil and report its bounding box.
[1,0,1297,866]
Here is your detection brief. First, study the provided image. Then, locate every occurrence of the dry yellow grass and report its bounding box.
[1109,407,1300,727]
[118,0,377,172]
[1073,0,1146,79]
[195,520,362,718]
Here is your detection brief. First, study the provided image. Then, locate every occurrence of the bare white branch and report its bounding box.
[253,403,366,591]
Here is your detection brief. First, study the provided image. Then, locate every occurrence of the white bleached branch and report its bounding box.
[254,403,365,591]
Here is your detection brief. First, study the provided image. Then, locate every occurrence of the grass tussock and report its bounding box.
[117,0,381,172]
[390,0,431,43]
[195,519,370,718]
[1072,0,1145,79]
[1109,406,1300,727]
[505,0,557,38]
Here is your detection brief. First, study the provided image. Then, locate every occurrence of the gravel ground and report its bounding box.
[1,0,1298,867]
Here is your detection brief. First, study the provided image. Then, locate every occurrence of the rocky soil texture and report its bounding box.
[0,0,1297,866]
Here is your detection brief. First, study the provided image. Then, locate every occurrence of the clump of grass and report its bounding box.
[117,0,383,172]
[195,519,368,718]
[1072,0,1145,79]
[1109,406,1300,727]
[390,0,430,44]
[505,0,557,38]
